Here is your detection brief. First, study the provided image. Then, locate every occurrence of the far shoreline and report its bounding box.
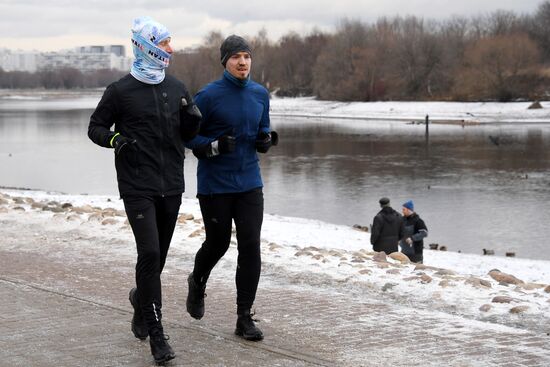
[2,89,549,125]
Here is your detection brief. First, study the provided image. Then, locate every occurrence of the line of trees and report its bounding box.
[0,68,126,89]
[170,1,550,102]
[3,1,550,101]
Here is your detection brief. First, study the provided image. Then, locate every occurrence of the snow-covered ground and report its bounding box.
[270,96,550,124]
[1,188,548,334]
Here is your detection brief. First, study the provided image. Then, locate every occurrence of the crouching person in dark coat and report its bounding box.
[370,197,404,254]
[399,200,428,263]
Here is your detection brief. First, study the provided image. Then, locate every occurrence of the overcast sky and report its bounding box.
[0,0,543,52]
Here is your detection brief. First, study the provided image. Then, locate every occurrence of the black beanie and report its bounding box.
[220,35,252,67]
[379,197,390,207]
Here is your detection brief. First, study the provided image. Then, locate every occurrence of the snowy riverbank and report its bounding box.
[1,188,548,335]
[2,90,550,124]
[270,96,550,124]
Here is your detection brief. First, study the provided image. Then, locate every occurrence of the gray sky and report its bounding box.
[0,0,543,52]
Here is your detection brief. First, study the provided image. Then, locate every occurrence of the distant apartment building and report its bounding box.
[0,45,132,73]
[76,45,126,57]
[0,49,40,72]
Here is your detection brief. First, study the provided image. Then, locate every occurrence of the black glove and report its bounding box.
[271,131,279,146]
[180,97,202,142]
[218,135,236,153]
[255,132,271,153]
[192,135,236,159]
[255,131,279,153]
[112,135,137,155]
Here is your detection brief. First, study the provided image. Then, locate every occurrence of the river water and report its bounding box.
[1,97,549,260]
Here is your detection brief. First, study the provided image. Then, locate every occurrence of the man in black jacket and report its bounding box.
[399,200,428,263]
[88,16,200,364]
[370,197,405,254]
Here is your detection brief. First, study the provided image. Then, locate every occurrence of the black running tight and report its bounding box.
[123,194,181,331]
[193,188,263,313]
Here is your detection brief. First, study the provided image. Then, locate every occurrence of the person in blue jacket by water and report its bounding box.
[399,200,428,263]
[184,35,278,341]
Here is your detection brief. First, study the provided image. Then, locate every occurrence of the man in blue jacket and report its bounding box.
[184,35,278,341]
[399,200,428,263]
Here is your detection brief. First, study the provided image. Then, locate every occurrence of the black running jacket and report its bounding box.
[88,74,199,197]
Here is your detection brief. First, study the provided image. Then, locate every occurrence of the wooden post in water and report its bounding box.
[425,114,429,137]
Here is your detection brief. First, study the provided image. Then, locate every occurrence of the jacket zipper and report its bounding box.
[152,85,165,196]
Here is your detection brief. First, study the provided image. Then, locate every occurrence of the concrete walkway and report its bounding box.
[1,215,549,366]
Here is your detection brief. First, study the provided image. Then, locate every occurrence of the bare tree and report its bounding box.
[389,16,446,99]
[267,30,328,96]
[170,31,223,94]
[487,10,522,36]
[313,19,377,101]
[59,68,84,89]
[528,0,550,60]
[458,34,541,101]
[250,28,273,87]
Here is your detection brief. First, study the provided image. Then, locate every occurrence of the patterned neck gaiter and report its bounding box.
[130,16,171,85]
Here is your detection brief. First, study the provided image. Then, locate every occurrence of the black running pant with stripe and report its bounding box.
[123,194,182,332]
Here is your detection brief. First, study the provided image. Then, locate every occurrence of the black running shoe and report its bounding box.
[235,310,264,341]
[129,288,148,340]
[149,328,176,364]
[186,273,206,320]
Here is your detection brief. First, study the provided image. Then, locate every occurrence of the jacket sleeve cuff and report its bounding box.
[109,132,120,148]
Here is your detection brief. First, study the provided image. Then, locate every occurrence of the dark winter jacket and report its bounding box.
[88,74,199,197]
[185,72,270,195]
[399,213,428,263]
[370,207,405,254]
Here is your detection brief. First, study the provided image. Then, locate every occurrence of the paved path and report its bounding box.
[0,215,549,366]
